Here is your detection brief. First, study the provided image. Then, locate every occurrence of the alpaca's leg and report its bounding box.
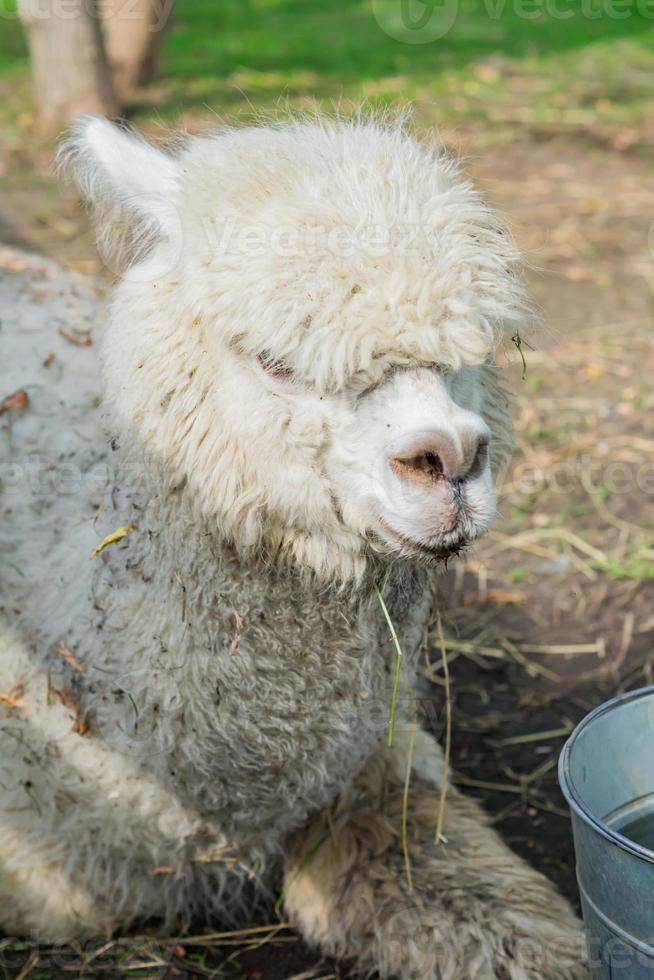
[0,618,212,942]
[0,828,112,941]
[283,728,586,980]
[0,620,114,940]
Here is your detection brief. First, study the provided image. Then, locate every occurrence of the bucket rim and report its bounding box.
[559,684,654,864]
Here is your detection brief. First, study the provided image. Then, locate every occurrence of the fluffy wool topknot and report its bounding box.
[60,113,526,391]
[175,118,526,391]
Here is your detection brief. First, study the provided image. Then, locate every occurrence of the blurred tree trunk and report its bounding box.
[101,0,175,97]
[19,0,118,129]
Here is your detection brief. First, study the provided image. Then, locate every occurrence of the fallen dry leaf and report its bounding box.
[0,676,25,711]
[52,687,90,736]
[0,390,29,416]
[58,327,93,347]
[57,640,85,673]
[90,525,135,558]
[463,589,526,606]
[43,353,56,368]
[229,609,245,656]
[0,252,29,271]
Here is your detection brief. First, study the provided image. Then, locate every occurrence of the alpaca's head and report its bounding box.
[62,116,524,582]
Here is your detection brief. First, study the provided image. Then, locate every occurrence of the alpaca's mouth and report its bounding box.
[375,516,469,564]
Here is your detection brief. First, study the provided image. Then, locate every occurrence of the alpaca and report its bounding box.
[0,116,586,978]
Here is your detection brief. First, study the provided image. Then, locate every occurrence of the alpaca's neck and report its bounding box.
[104,446,368,630]
[103,445,425,647]
[77,445,431,838]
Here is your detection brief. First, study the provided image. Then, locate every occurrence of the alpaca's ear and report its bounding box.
[58,117,180,269]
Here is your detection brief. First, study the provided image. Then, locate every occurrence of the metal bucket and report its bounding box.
[559,685,654,977]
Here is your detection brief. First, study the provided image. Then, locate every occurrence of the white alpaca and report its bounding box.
[0,117,585,978]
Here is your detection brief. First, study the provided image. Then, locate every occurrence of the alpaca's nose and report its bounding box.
[390,429,489,486]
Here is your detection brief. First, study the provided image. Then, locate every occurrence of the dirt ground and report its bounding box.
[1,122,654,978]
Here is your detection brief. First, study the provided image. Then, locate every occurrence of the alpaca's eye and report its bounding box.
[257,351,295,382]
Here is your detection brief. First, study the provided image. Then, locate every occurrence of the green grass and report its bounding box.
[0,0,26,72]
[1,0,654,126]
[159,0,654,125]
[602,556,654,580]
[163,0,654,80]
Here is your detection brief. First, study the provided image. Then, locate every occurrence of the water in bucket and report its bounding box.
[605,792,654,853]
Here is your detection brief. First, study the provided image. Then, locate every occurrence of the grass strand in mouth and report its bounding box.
[402,688,417,893]
[435,596,452,847]
[374,582,403,748]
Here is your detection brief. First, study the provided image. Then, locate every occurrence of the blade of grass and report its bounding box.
[374,582,404,748]
[434,600,452,847]
[402,689,417,893]
[493,725,572,747]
